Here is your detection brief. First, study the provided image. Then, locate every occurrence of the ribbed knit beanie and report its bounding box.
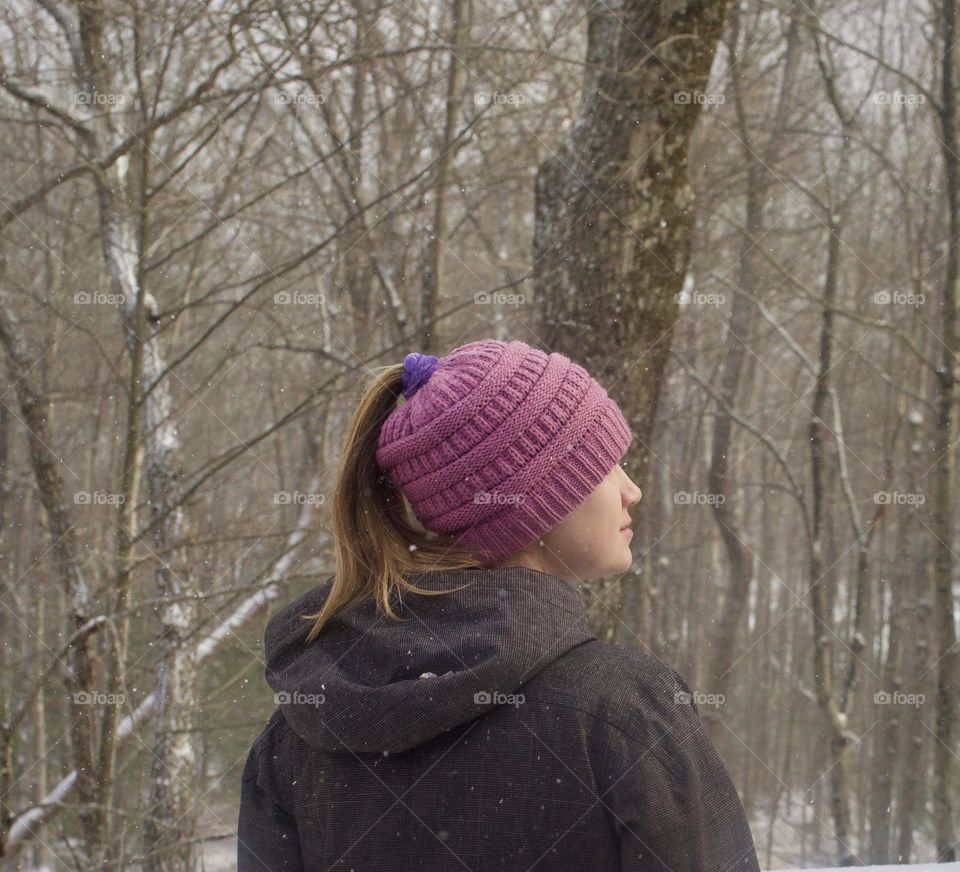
[374,339,633,566]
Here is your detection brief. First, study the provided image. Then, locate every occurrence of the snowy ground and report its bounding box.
[777,868,960,872]
[200,837,235,872]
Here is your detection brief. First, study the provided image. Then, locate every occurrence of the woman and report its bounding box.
[238,338,761,872]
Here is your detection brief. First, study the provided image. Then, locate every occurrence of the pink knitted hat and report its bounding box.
[374,339,633,566]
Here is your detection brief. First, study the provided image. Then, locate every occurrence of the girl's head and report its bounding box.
[304,339,637,644]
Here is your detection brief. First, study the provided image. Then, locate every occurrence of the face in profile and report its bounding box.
[502,464,642,582]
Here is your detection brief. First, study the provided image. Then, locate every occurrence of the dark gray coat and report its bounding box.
[238,566,762,872]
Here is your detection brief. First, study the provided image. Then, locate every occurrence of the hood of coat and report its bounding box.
[263,565,597,755]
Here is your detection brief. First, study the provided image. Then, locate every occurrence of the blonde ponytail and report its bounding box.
[303,363,482,645]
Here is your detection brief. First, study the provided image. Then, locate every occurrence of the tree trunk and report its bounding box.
[806,136,858,867]
[533,0,733,636]
[94,179,200,871]
[896,592,933,863]
[868,551,904,862]
[419,0,466,353]
[0,297,100,860]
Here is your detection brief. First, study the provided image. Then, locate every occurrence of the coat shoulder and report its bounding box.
[522,639,701,748]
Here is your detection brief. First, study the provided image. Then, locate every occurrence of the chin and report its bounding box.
[578,543,633,578]
[611,541,633,573]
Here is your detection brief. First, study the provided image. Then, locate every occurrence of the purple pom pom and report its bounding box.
[402,352,439,399]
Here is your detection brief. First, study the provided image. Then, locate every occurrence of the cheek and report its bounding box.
[548,484,622,554]
[575,513,614,552]
[547,511,600,556]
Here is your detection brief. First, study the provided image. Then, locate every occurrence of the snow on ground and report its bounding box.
[200,836,236,871]
[777,868,960,872]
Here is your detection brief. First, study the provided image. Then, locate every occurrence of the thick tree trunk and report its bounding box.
[533,0,733,635]
[533,0,732,462]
